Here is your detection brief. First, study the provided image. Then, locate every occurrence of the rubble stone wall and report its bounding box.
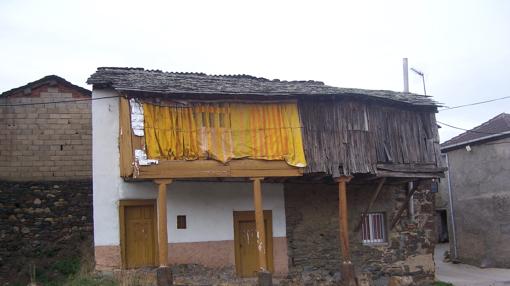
[0,180,93,284]
[284,180,435,286]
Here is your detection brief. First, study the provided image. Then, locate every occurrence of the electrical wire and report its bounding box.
[437,120,507,135]
[0,95,121,106]
[1,93,508,137]
[1,92,509,112]
[439,95,510,111]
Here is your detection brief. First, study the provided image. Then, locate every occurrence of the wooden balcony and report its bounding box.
[119,97,303,180]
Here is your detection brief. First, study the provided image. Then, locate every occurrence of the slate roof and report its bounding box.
[1,75,91,97]
[441,113,510,150]
[87,67,438,107]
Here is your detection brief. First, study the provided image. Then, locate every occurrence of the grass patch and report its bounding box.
[433,282,454,286]
[53,256,81,276]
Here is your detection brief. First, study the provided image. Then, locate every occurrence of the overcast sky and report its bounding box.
[1,0,509,142]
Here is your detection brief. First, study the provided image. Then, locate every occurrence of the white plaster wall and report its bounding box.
[92,89,287,246]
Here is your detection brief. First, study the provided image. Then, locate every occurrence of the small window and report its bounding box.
[361,212,386,244]
[177,215,187,229]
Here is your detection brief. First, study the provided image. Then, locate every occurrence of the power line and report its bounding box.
[439,95,510,111]
[1,91,508,112]
[1,94,507,137]
[0,95,121,107]
[437,120,506,135]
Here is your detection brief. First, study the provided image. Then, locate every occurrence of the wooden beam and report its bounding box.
[155,179,172,267]
[230,168,301,177]
[390,182,419,230]
[377,163,445,173]
[140,160,230,179]
[354,177,386,232]
[230,160,295,170]
[336,175,356,286]
[376,170,444,178]
[119,97,134,177]
[251,177,268,272]
[136,159,303,179]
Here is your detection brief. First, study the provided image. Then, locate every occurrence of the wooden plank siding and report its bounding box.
[119,97,134,177]
[299,99,441,177]
[119,97,441,179]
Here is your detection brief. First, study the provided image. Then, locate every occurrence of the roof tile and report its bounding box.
[87,67,438,107]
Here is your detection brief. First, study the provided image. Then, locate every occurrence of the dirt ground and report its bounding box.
[435,243,510,286]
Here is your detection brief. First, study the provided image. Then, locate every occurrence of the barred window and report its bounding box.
[361,212,386,244]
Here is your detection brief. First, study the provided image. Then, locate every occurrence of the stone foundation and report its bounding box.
[284,181,435,285]
[0,180,93,284]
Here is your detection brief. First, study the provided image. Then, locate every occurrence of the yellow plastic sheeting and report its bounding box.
[143,102,306,167]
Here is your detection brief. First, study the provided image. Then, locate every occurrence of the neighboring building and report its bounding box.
[441,113,510,268]
[87,67,444,285]
[0,76,93,284]
[435,154,450,243]
[0,75,92,181]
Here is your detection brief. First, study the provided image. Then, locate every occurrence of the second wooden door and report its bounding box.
[234,211,274,277]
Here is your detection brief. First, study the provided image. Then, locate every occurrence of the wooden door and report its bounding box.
[234,211,273,277]
[120,201,157,268]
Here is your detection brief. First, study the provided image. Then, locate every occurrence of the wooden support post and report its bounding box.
[251,177,268,272]
[390,181,419,230]
[354,177,386,232]
[337,176,357,286]
[155,179,173,267]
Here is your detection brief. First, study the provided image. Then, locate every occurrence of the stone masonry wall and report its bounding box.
[0,84,91,181]
[0,180,93,284]
[284,180,435,286]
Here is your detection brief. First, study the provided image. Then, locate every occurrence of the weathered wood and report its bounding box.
[251,177,268,272]
[230,169,301,178]
[136,160,302,179]
[354,177,386,232]
[140,161,230,179]
[229,160,294,170]
[155,179,172,266]
[390,182,419,230]
[300,99,441,177]
[119,97,134,177]
[377,163,445,173]
[376,170,444,178]
[156,266,173,286]
[336,176,356,286]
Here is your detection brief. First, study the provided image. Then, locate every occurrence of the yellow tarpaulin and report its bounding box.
[143,101,306,167]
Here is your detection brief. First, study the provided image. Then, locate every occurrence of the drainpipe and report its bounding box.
[445,153,458,259]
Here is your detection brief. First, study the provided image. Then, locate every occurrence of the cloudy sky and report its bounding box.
[1,0,509,142]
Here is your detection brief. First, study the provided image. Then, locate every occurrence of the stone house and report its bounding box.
[87,67,444,285]
[440,113,510,268]
[0,75,93,283]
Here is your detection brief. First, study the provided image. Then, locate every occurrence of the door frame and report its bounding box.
[233,210,274,277]
[119,199,158,269]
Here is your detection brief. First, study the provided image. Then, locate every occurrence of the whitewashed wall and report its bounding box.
[92,89,287,246]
